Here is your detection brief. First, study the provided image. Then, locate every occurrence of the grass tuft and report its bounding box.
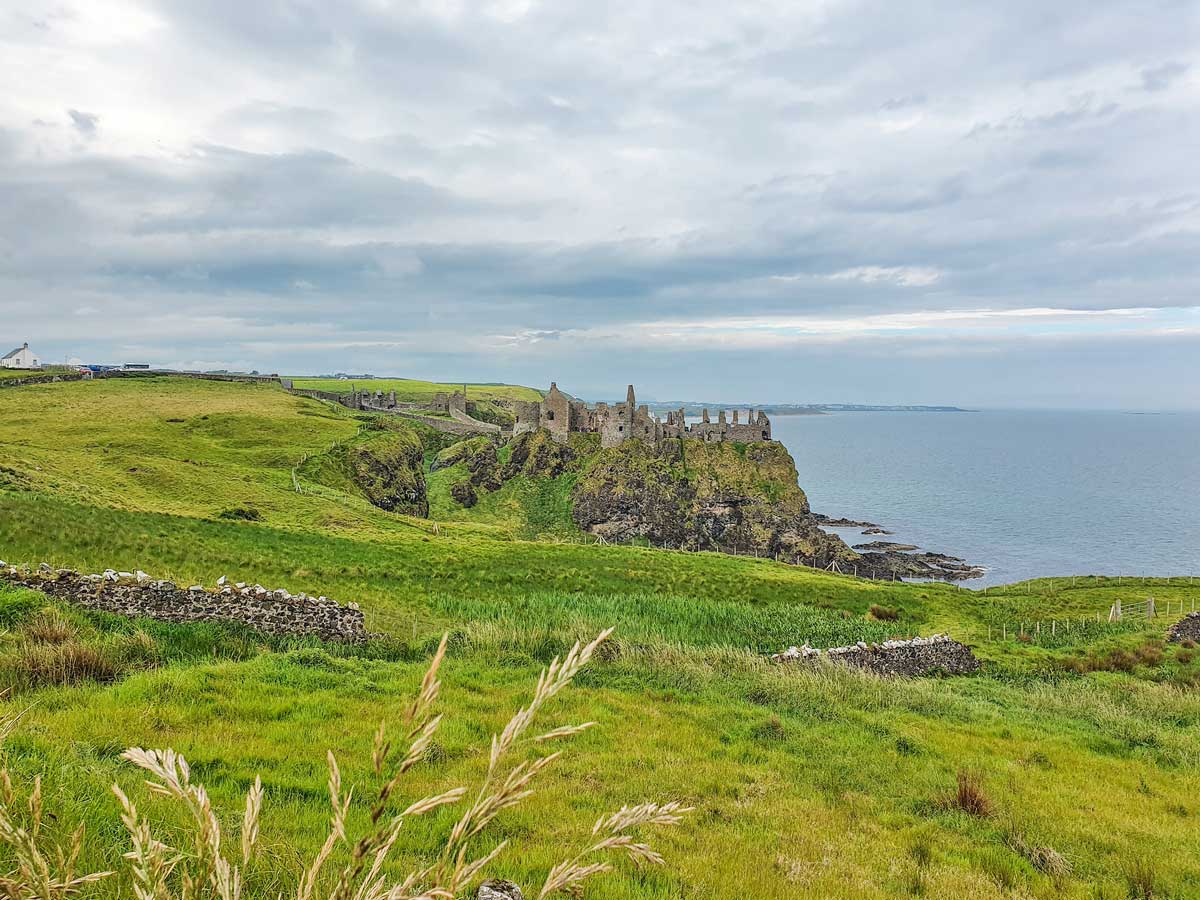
[945,769,992,818]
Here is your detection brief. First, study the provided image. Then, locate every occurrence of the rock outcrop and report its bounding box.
[772,634,980,677]
[477,881,523,900]
[302,423,428,516]
[345,427,428,516]
[1,562,366,642]
[570,438,854,567]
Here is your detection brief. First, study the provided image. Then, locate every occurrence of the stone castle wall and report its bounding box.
[1,562,367,643]
[772,634,980,677]
[515,383,772,447]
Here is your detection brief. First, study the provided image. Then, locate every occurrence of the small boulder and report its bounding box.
[477,881,523,900]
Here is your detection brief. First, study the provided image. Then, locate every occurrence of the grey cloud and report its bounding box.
[67,108,99,136]
[1139,61,1189,91]
[141,144,495,233]
[1,0,1197,407]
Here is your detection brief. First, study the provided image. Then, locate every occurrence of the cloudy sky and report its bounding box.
[1,1,1197,407]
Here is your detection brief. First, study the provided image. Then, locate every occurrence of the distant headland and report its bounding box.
[643,401,972,416]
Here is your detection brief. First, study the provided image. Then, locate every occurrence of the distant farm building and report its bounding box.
[1,343,39,369]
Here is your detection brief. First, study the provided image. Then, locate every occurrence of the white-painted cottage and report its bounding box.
[1,343,39,369]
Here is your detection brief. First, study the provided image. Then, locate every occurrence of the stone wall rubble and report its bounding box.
[0,561,367,643]
[1168,612,1200,643]
[771,633,980,676]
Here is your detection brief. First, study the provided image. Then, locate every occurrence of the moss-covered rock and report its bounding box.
[434,436,503,503]
[431,436,496,472]
[302,424,428,516]
[345,429,428,516]
[501,429,579,479]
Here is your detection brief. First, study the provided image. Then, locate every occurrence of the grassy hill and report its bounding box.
[288,376,543,403]
[0,376,1198,898]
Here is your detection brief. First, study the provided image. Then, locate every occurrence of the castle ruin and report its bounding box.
[513,383,771,448]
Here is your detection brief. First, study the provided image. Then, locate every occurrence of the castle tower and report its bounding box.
[543,382,571,442]
[626,384,636,407]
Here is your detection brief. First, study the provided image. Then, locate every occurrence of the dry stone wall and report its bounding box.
[1168,612,1200,643]
[0,562,367,643]
[772,634,980,676]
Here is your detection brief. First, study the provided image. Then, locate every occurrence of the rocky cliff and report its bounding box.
[570,438,854,566]
[434,430,855,568]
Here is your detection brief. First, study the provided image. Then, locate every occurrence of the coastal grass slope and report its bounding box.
[1,376,1199,898]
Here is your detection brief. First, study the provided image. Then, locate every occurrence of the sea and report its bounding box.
[765,410,1200,588]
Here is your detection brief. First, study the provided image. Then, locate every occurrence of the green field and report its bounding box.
[289,376,544,403]
[0,377,1198,899]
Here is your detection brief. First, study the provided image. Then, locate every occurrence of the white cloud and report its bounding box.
[826,266,944,287]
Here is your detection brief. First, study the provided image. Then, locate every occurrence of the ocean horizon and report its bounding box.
[766,408,1200,588]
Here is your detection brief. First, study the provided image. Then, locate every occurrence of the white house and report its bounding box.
[1,343,39,369]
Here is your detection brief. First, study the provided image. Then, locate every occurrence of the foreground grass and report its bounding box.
[2,586,1198,898]
[2,377,1200,897]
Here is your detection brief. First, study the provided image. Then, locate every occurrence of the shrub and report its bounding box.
[868,604,899,621]
[217,505,262,521]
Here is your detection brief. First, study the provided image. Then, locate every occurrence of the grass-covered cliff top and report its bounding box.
[288,376,543,403]
[0,376,1198,898]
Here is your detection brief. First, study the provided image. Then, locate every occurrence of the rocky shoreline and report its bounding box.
[816,514,984,582]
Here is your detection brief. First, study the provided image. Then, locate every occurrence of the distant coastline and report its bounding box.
[645,402,972,415]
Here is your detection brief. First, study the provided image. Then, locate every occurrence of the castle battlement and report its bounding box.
[513,383,771,447]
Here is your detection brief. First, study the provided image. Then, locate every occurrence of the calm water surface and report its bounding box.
[767,410,1200,588]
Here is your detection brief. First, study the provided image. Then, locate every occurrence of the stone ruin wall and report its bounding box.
[1,562,367,643]
[514,383,772,447]
[772,634,980,677]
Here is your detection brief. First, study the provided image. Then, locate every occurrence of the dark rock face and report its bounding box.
[571,439,853,568]
[1,565,366,642]
[853,541,919,552]
[773,635,980,677]
[1168,612,1200,643]
[450,479,478,508]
